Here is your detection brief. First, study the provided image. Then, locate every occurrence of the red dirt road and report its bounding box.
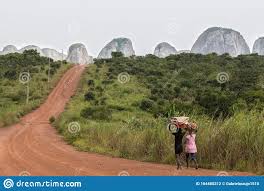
[0,65,253,176]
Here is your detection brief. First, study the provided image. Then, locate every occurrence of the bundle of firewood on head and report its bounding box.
[167,116,198,134]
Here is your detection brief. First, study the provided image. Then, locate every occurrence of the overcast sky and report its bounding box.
[0,0,263,56]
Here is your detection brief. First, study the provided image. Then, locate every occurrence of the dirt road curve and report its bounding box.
[0,65,253,176]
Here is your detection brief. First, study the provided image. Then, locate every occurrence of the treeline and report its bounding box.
[0,50,69,127]
[0,50,65,81]
[94,53,264,118]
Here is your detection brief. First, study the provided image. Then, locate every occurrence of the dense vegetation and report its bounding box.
[0,50,70,127]
[102,53,264,118]
[56,53,264,174]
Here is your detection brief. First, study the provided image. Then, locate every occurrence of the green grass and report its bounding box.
[56,63,264,175]
[0,51,71,127]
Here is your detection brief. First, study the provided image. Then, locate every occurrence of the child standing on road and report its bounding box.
[185,128,198,169]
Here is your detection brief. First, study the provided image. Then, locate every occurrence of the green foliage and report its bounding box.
[111,51,124,58]
[0,50,70,127]
[81,106,112,120]
[140,99,155,111]
[87,79,95,86]
[84,91,95,101]
[94,53,264,118]
[56,54,264,174]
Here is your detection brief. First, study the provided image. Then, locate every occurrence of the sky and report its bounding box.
[0,0,264,56]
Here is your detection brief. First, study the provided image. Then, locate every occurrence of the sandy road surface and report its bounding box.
[0,65,253,176]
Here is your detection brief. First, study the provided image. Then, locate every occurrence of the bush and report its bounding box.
[111,52,124,58]
[84,91,95,101]
[140,99,155,112]
[49,116,56,123]
[81,106,112,120]
[87,80,95,86]
[95,86,103,92]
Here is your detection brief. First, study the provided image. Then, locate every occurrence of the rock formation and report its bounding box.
[98,38,135,58]
[252,37,264,55]
[0,45,18,55]
[42,48,67,61]
[154,42,177,58]
[3,45,18,53]
[176,50,191,54]
[66,43,93,64]
[191,27,250,57]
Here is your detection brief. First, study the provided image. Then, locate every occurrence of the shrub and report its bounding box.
[111,52,124,58]
[95,86,103,92]
[49,116,56,123]
[87,80,95,86]
[140,99,155,112]
[84,91,95,101]
[81,106,112,120]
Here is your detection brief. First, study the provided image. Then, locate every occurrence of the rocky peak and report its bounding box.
[66,43,93,64]
[98,38,135,58]
[154,42,177,58]
[42,48,67,61]
[3,45,18,53]
[191,27,250,57]
[252,37,264,55]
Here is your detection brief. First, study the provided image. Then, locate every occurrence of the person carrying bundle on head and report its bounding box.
[185,123,199,169]
[168,117,189,170]
[172,128,185,170]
